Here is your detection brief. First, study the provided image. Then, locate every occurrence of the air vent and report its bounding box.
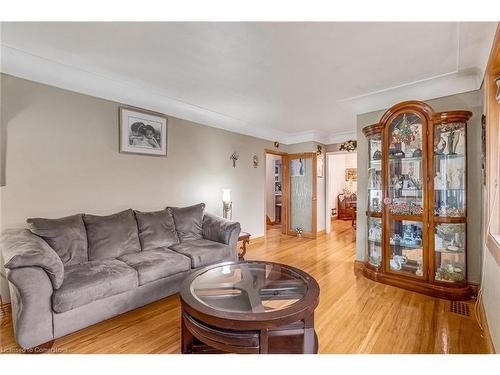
[450,301,470,317]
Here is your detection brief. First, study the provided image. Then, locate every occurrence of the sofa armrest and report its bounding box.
[7,267,54,349]
[202,213,241,249]
[1,229,64,289]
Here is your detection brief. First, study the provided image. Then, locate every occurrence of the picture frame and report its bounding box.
[345,168,357,181]
[317,155,324,178]
[119,107,168,156]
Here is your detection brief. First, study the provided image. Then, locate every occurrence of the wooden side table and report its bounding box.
[238,232,251,260]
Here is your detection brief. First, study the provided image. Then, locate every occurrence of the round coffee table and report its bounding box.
[179,261,320,354]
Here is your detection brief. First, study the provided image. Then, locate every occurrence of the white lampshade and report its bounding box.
[222,189,231,203]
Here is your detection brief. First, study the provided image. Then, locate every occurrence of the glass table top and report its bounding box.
[190,262,309,314]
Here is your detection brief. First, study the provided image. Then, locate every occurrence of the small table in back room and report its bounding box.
[238,232,251,260]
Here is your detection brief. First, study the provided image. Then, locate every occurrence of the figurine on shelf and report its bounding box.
[416,255,423,276]
[412,148,422,157]
[390,234,402,245]
[434,136,447,155]
[448,168,463,189]
[434,172,445,190]
[373,150,382,160]
[390,255,407,271]
[447,130,461,155]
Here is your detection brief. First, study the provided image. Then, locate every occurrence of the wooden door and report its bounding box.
[383,108,429,281]
[282,152,317,239]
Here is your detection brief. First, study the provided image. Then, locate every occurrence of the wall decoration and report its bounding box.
[345,168,357,181]
[291,158,305,177]
[252,155,259,168]
[273,141,280,148]
[230,152,239,168]
[316,145,323,155]
[317,154,324,178]
[119,107,168,156]
[339,140,357,152]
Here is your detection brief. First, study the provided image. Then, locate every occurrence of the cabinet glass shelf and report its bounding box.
[389,156,422,162]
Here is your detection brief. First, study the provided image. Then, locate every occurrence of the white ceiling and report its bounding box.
[0,22,497,144]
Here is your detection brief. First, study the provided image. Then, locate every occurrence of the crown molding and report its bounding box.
[337,67,483,115]
[0,44,294,142]
[1,44,357,146]
[0,42,485,147]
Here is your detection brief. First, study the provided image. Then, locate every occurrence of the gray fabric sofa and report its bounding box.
[0,203,241,349]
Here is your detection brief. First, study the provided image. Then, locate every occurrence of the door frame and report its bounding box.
[264,149,288,237]
[282,152,318,239]
[325,151,357,234]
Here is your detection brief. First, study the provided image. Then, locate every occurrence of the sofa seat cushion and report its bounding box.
[169,239,232,268]
[52,259,138,313]
[118,248,191,286]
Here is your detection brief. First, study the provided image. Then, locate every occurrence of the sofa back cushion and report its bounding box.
[167,203,205,241]
[83,209,141,261]
[27,214,88,266]
[134,209,179,251]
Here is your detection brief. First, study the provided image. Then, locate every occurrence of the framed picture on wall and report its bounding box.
[345,168,357,181]
[119,107,168,156]
[317,155,324,178]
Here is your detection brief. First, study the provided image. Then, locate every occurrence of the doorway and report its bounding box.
[325,151,357,234]
[265,152,283,234]
[265,150,318,239]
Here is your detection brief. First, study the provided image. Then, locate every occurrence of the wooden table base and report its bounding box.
[181,312,317,354]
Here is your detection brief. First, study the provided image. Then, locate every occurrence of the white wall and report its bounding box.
[0,74,276,238]
[482,247,500,351]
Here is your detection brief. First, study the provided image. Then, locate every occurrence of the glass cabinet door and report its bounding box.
[367,217,382,268]
[389,220,424,277]
[434,224,466,282]
[368,134,382,213]
[387,113,424,216]
[433,122,466,217]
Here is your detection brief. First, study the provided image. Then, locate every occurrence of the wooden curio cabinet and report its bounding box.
[361,101,472,300]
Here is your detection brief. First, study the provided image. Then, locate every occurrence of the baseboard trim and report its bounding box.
[250,235,265,244]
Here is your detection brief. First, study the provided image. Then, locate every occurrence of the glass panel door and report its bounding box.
[387,113,424,215]
[389,220,424,277]
[285,153,317,238]
[433,123,466,217]
[368,217,382,268]
[434,223,466,282]
[368,134,382,213]
[386,111,427,279]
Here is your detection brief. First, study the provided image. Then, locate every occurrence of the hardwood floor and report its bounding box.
[0,220,493,354]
